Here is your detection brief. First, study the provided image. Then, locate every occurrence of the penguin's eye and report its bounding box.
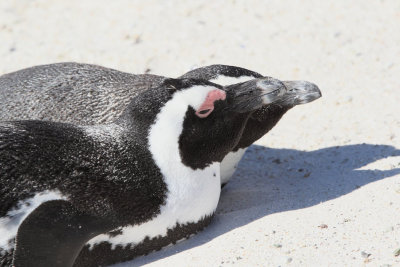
[196,108,213,118]
[195,89,226,118]
[198,109,211,115]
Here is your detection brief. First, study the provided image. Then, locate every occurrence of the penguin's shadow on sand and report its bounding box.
[115,143,400,266]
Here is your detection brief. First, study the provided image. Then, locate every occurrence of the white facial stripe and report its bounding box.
[88,85,221,248]
[0,190,66,251]
[210,75,256,86]
[220,148,247,185]
[180,85,219,110]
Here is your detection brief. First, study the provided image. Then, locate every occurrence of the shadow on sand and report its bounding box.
[115,143,400,266]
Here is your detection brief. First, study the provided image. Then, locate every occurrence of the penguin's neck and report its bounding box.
[148,102,221,219]
[146,87,223,226]
[147,90,220,185]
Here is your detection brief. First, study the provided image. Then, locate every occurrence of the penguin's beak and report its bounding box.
[280,81,322,106]
[225,77,287,113]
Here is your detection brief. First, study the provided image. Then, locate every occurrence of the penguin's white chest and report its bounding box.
[88,163,221,247]
[220,148,247,185]
[160,162,221,223]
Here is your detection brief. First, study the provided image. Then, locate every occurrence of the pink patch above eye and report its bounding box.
[195,89,226,118]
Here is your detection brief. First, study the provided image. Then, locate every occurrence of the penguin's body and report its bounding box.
[0,63,321,187]
[0,78,288,266]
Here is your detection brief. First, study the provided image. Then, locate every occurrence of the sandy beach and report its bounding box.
[1,0,399,266]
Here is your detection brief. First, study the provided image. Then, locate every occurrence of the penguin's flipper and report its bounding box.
[13,200,114,267]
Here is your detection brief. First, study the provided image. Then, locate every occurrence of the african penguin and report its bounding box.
[0,77,287,266]
[0,63,321,187]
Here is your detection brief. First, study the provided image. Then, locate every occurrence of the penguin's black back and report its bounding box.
[0,62,165,124]
[0,119,166,225]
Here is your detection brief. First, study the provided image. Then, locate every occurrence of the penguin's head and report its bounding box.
[121,77,286,170]
[181,65,321,108]
[146,78,287,170]
[180,65,322,154]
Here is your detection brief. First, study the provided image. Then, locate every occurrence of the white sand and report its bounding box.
[1,0,399,266]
